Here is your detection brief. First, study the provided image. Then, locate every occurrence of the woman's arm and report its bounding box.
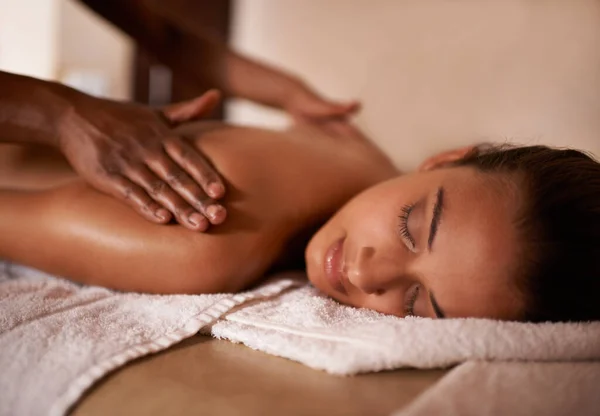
[0,181,275,294]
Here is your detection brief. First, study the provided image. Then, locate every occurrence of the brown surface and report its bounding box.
[72,336,447,416]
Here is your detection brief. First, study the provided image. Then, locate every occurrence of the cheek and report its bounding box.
[305,191,389,284]
[360,295,405,316]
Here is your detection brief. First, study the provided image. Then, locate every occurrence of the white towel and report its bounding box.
[1,262,599,416]
[0,263,297,416]
[205,283,600,374]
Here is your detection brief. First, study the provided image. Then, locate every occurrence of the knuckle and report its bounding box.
[189,163,215,186]
[116,149,132,162]
[179,207,195,218]
[168,140,192,161]
[99,158,122,176]
[127,162,147,176]
[172,206,186,219]
[176,146,190,161]
[122,185,134,201]
[148,180,167,197]
[199,171,217,187]
[163,136,183,151]
[190,192,211,210]
[144,153,167,170]
[140,200,158,214]
[170,201,192,219]
[140,145,162,159]
[165,169,188,187]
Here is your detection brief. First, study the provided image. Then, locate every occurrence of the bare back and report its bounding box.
[0,121,397,293]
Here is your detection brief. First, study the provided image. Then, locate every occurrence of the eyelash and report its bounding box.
[398,204,416,250]
[404,285,421,316]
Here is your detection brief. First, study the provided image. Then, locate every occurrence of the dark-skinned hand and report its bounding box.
[58,89,226,231]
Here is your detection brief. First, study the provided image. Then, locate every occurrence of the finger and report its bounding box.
[161,90,222,125]
[302,103,360,121]
[163,136,226,200]
[101,174,172,224]
[332,100,361,116]
[146,152,225,226]
[126,164,210,232]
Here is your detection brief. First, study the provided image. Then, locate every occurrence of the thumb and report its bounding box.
[161,89,222,125]
[299,98,360,119]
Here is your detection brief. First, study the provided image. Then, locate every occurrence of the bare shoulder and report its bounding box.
[167,121,398,291]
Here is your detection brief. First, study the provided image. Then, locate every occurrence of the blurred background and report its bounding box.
[0,0,133,99]
[1,0,599,169]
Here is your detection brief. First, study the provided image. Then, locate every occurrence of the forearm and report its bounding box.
[224,52,300,109]
[78,0,298,108]
[160,31,299,108]
[0,71,78,146]
[78,0,222,91]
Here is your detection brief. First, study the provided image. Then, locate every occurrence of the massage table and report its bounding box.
[73,336,446,415]
[65,0,600,414]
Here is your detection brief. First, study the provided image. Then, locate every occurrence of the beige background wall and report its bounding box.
[0,0,598,168]
[0,0,60,80]
[58,0,133,100]
[0,0,132,100]
[229,0,600,169]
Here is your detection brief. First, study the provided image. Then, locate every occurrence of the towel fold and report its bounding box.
[209,282,600,374]
[0,263,297,416]
[1,262,599,416]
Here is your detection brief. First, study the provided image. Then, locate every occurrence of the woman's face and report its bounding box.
[306,166,525,320]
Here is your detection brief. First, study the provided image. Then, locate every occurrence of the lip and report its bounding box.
[324,237,348,295]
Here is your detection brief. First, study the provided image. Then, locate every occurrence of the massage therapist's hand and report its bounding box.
[58,90,226,231]
[284,79,360,122]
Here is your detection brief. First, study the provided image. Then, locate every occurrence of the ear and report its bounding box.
[161,90,222,125]
[418,145,478,172]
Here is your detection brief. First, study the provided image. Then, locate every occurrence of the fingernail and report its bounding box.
[206,205,225,223]
[155,208,169,221]
[208,183,224,198]
[189,213,204,227]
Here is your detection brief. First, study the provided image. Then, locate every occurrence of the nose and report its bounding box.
[346,246,406,295]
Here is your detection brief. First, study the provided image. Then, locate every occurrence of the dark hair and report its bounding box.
[456,144,600,322]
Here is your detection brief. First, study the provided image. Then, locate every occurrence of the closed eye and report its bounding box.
[398,204,415,250]
[404,284,420,316]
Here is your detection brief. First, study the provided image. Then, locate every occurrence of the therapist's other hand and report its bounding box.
[285,80,360,122]
[58,90,226,231]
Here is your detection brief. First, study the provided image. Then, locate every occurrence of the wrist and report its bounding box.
[278,75,305,111]
[47,81,92,149]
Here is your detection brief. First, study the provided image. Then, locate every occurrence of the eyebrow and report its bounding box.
[427,186,446,318]
[427,187,445,251]
[429,292,446,319]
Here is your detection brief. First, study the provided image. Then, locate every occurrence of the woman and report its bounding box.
[1,98,599,323]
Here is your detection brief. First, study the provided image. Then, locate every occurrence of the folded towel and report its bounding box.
[208,282,600,374]
[1,262,599,416]
[0,263,297,416]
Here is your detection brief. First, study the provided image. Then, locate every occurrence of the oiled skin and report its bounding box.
[0,122,397,294]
